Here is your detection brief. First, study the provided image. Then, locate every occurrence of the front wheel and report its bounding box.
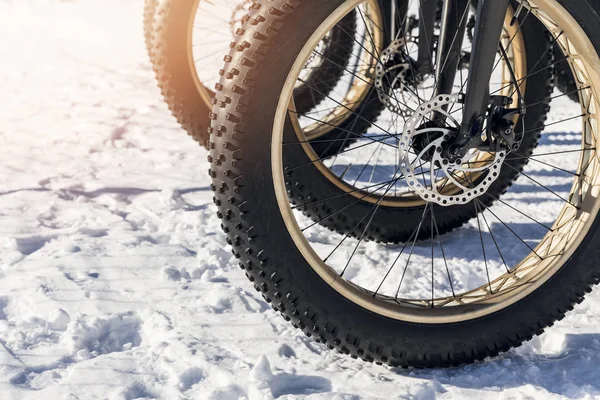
[210,0,600,367]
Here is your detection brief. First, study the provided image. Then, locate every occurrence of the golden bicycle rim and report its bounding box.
[289,4,527,208]
[272,0,600,323]
[298,0,384,141]
[187,0,214,108]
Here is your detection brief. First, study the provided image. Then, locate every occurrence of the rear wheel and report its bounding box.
[149,0,363,153]
[210,0,600,367]
[143,0,156,56]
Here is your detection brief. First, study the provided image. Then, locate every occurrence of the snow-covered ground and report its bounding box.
[1,1,600,399]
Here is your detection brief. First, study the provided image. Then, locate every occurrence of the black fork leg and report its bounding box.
[378,0,408,43]
[435,0,470,96]
[416,0,438,75]
[455,0,511,148]
[392,0,409,38]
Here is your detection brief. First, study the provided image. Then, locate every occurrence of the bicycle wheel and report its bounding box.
[210,0,600,367]
[149,0,362,152]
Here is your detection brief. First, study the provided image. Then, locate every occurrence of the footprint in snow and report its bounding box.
[277,344,296,359]
[13,234,58,255]
[64,312,142,358]
[123,381,156,400]
[249,355,332,398]
[178,367,205,391]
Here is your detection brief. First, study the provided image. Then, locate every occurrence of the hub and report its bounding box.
[411,121,448,162]
[375,38,424,117]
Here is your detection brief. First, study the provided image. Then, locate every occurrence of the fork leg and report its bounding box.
[416,0,438,75]
[454,0,511,150]
[435,0,470,96]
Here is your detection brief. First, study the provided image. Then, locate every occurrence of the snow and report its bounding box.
[1,0,600,399]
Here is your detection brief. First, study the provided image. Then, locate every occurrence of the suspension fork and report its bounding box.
[390,0,409,40]
[378,0,408,44]
[452,0,512,153]
[416,0,439,75]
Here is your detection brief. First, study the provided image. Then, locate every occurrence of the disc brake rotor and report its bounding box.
[399,94,507,206]
[375,37,419,117]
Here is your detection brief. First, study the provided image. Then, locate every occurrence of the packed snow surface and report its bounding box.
[1,0,600,399]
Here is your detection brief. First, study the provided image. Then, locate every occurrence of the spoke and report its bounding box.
[521,114,586,135]
[295,77,403,141]
[324,85,382,160]
[507,148,595,160]
[464,151,581,177]
[465,147,594,169]
[527,86,591,107]
[357,6,384,62]
[352,143,382,185]
[479,207,510,274]
[396,204,430,299]
[508,30,565,97]
[339,178,398,277]
[484,191,554,231]
[431,206,455,297]
[300,98,367,116]
[372,224,418,297]
[399,36,426,105]
[192,38,232,46]
[503,163,577,206]
[490,8,531,76]
[336,10,400,98]
[463,171,493,294]
[430,204,435,305]
[391,0,411,41]
[287,107,398,149]
[194,49,228,63]
[499,41,524,110]
[368,143,387,186]
[475,199,542,258]
[491,53,567,97]
[291,178,399,210]
[301,62,371,71]
[284,133,395,145]
[196,7,233,25]
[306,29,438,129]
[285,136,402,173]
[474,201,493,294]
[338,163,353,180]
[514,152,579,177]
[301,179,395,232]
[325,171,401,263]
